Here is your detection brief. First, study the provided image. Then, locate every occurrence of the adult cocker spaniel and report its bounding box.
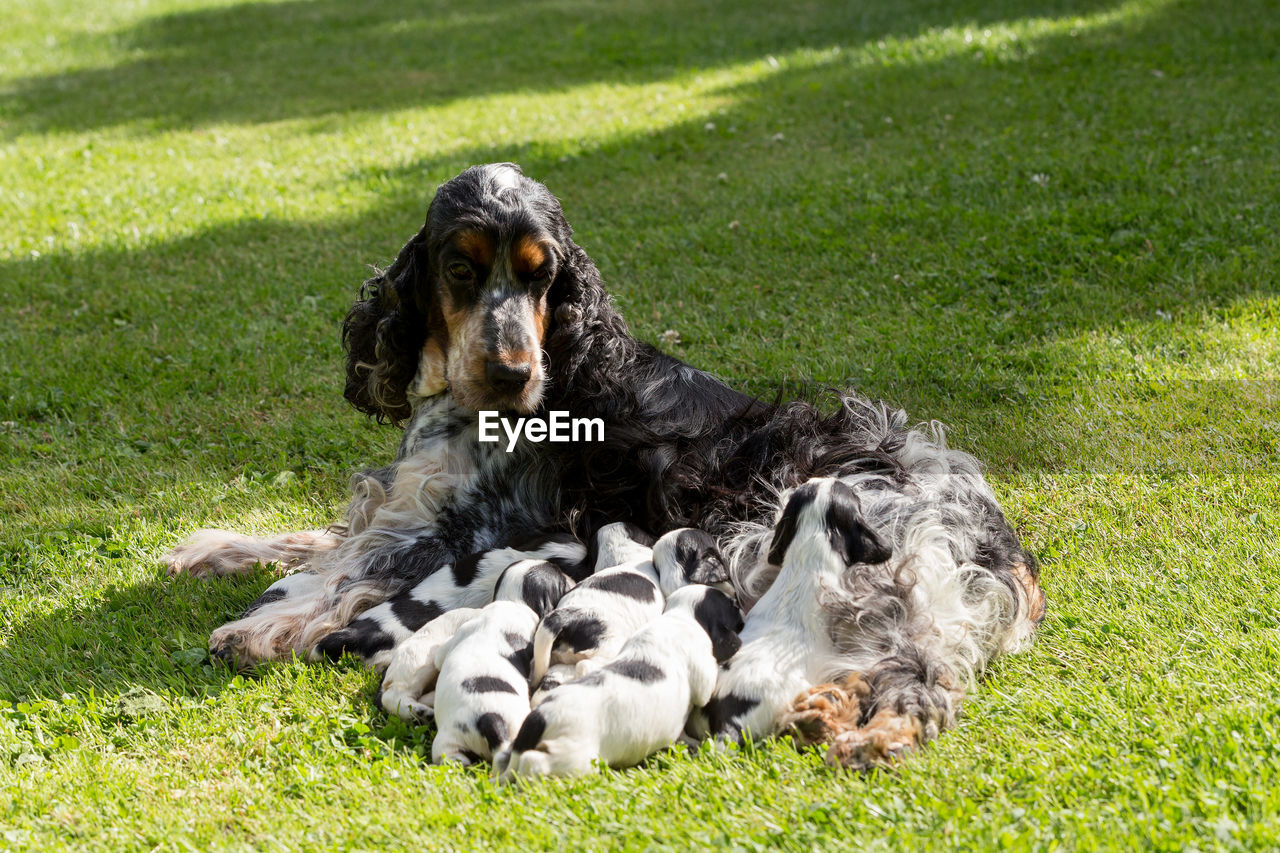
[165,163,1045,768]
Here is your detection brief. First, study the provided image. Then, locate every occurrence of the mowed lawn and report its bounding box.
[2,0,1278,848]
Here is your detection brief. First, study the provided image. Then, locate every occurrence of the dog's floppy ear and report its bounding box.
[520,561,574,620]
[766,482,821,566]
[825,481,892,566]
[693,588,745,664]
[543,236,633,387]
[342,221,442,425]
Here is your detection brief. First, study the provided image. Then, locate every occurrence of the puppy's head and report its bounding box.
[766,479,892,569]
[653,527,730,597]
[666,585,745,664]
[495,559,574,619]
[590,521,656,572]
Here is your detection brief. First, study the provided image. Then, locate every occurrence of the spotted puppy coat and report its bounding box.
[529,523,656,696]
[421,559,573,763]
[692,478,892,747]
[495,584,743,780]
[377,557,575,721]
[312,533,585,668]
[529,523,729,696]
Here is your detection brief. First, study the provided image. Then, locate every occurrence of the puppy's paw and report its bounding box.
[436,749,478,767]
[379,688,434,722]
[491,747,513,780]
[510,749,552,779]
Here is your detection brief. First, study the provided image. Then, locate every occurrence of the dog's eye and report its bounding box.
[530,267,550,282]
[447,262,473,281]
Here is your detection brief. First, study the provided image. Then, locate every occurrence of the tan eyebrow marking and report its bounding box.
[454,229,494,267]
[512,234,549,277]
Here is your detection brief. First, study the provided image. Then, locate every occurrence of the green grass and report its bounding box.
[2,0,1278,848]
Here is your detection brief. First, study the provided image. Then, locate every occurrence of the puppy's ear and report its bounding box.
[521,562,573,620]
[342,221,441,425]
[693,589,745,664]
[710,626,742,665]
[766,482,821,566]
[674,530,729,587]
[825,481,892,566]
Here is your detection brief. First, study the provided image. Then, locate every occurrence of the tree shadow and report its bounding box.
[4,0,1124,137]
[0,569,264,702]
[3,0,1278,707]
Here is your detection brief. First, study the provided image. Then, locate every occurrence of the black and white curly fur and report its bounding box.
[164,162,1045,767]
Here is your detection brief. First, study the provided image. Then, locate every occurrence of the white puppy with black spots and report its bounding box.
[316,534,586,669]
[529,523,730,700]
[430,558,575,764]
[495,584,743,780]
[689,478,892,744]
[378,557,574,721]
[369,559,570,763]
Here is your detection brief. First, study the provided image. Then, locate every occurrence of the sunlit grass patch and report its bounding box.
[2,0,1279,848]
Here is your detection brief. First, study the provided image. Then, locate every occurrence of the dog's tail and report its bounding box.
[529,608,601,686]
[530,617,559,686]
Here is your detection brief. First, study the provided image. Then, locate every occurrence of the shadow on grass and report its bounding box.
[2,0,1125,137]
[0,569,265,702]
[2,0,1278,705]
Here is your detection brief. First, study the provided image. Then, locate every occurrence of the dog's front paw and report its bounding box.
[781,673,869,747]
[209,605,311,670]
[208,625,255,670]
[823,709,921,771]
[209,623,300,670]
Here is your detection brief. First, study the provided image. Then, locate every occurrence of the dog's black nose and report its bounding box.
[486,360,531,395]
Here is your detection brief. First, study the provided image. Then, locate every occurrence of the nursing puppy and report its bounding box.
[530,523,729,696]
[377,607,481,721]
[430,559,574,763]
[379,559,570,762]
[691,478,892,743]
[650,527,733,596]
[313,534,585,668]
[378,557,575,721]
[495,584,743,780]
[528,522,657,693]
